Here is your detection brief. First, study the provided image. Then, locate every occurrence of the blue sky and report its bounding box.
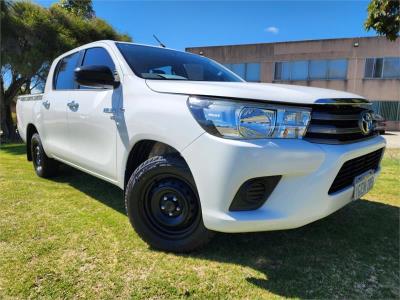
[38,0,375,50]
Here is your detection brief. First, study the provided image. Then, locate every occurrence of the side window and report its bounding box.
[54,52,80,90]
[79,47,116,89]
[82,47,115,71]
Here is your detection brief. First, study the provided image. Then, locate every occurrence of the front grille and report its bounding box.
[305,105,378,144]
[329,148,384,194]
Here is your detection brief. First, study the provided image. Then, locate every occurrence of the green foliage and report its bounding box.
[365,0,400,41]
[48,4,131,51]
[1,1,62,78]
[1,0,131,76]
[0,0,131,140]
[59,0,94,19]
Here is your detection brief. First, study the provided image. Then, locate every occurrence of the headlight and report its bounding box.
[187,96,311,139]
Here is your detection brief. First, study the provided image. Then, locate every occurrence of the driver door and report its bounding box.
[66,46,121,181]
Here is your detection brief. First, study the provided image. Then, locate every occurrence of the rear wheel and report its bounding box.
[125,155,213,252]
[31,133,59,178]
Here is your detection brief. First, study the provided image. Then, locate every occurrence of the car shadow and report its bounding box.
[52,164,125,214]
[186,200,399,298]
[0,143,27,155]
[3,144,399,298]
[1,143,125,213]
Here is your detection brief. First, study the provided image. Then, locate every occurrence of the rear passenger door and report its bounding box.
[66,46,121,181]
[42,52,80,159]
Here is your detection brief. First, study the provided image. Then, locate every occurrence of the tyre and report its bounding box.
[31,133,59,178]
[125,155,214,252]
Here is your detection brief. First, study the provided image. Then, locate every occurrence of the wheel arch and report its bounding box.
[124,139,187,188]
[26,123,38,161]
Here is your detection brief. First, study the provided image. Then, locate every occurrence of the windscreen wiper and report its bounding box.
[142,73,188,80]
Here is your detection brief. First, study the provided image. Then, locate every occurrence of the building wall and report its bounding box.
[187,37,400,130]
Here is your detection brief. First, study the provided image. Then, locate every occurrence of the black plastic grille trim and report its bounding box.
[305,105,378,144]
[229,176,282,211]
[328,148,384,194]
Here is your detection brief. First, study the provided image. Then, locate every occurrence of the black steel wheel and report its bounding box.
[125,155,213,252]
[31,133,58,178]
[143,175,200,239]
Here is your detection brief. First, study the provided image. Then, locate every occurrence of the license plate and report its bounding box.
[353,170,375,200]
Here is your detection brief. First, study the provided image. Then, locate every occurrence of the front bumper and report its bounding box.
[182,134,386,233]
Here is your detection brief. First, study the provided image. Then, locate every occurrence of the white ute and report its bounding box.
[17,40,386,252]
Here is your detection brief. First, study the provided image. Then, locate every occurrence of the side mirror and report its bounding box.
[74,65,119,88]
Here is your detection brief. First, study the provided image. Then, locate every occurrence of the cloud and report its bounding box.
[265,26,279,34]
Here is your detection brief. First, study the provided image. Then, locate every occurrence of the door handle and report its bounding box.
[103,108,116,114]
[67,101,79,111]
[42,100,50,109]
[103,107,119,120]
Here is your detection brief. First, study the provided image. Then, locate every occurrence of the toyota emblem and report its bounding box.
[358,111,373,135]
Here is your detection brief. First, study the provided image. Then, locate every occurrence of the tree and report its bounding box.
[59,0,94,19]
[1,1,61,140]
[365,0,400,41]
[0,0,131,141]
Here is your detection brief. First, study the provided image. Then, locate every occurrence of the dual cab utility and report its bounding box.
[17,41,386,252]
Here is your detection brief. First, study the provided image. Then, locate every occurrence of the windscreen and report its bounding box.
[116,43,243,82]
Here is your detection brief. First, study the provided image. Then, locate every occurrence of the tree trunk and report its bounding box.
[0,77,8,142]
[0,99,18,142]
[3,103,17,141]
[0,76,25,142]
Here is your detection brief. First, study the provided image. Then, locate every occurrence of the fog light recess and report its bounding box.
[229,176,282,211]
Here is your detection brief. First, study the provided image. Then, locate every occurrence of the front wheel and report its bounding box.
[125,155,214,252]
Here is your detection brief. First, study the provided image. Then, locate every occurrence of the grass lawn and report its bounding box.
[0,144,399,299]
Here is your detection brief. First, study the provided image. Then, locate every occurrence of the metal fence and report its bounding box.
[371,101,400,121]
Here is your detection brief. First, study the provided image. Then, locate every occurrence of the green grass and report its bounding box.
[0,144,399,299]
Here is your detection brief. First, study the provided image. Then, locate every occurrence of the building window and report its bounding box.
[230,64,246,79]
[291,60,308,80]
[364,57,400,79]
[274,59,348,81]
[309,60,328,80]
[246,63,261,82]
[328,59,348,79]
[224,63,261,82]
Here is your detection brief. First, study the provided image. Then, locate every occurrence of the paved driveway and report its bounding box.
[383,132,400,148]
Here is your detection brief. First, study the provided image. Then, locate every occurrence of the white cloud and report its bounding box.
[265,26,279,34]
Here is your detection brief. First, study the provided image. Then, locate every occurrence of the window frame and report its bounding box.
[77,46,117,91]
[327,59,348,80]
[52,46,120,91]
[274,59,348,81]
[245,62,261,82]
[290,60,309,81]
[382,57,400,79]
[364,58,375,78]
[52,51,82,91]
[364,57,400,79]
[309,59,328,80]
[230,63,246,79]
[224,62,261,82]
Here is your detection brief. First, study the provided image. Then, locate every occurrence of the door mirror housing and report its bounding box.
[74,65,119,88]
